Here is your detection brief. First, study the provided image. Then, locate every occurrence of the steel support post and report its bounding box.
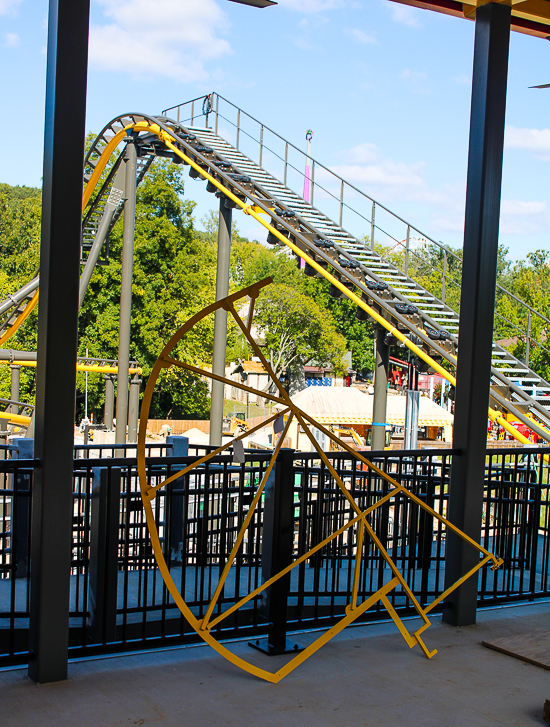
[30,0,90,683]
[9,365,20,414]
[115,139,137,447]
[443,2,511,627]
[166,436,189,566]
[209,199,232,446]
[404,390,419,450]
[127,374,141,443]
[372,326,389,451]
[88,467,121,645]
[104,374,115,430]
[250,448,302,656]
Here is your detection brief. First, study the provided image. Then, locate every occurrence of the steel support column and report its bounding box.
[30,0,90,683]
[443,2,511,627]
[115,139,137,447]
[127,374,141,443]
[104,374,115,430]
[209,199,232,447]
[372,326,389,451]
[9,365,20,414]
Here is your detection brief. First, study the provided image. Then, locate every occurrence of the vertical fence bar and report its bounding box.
[284,142,288,186]
[177,105,180,123]
[404,225,410,275]
[442,250,447,304]
[236,109,240,151]
[311,161,315,207]
[371,201,376,251]
[166,436,189,566]
[259,125,264,168]
[339,180,344,227]
[215,94,219,135]
[191,101,194,126]
[526,309,532,368]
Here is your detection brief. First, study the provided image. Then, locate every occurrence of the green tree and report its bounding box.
[254,284,347,389]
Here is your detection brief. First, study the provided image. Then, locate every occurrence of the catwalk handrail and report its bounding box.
[161,92,550,354]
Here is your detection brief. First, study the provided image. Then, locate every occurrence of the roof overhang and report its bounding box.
[389,0,550,39]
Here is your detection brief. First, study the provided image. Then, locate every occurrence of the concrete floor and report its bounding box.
[1,601,549,727]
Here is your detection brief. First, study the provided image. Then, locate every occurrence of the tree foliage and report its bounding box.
[254,284,347,387]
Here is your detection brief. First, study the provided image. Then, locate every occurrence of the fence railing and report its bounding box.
[0,443,548,666]
[161,92,550,369]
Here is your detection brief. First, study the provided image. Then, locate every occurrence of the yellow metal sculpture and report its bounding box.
[137,278,503,683]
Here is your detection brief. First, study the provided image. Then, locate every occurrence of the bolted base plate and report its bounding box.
[248,637,304,656]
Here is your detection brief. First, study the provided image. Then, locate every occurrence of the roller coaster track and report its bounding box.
[1,100,550,443]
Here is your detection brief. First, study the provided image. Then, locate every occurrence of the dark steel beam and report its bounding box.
[443,2,511,627]
[29,0,90,683]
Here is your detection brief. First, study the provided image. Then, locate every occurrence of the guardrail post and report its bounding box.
[236,109,240,151]
[370,202,376,251]
[442,250,447,304]
[284,142,288,186]
[250,448,302,655]
[88,467,121,645]
[215,94,219,135]
[166,436,189,566]
[14,439,34,579]
[259,125,264,168]
[339,180,344,227]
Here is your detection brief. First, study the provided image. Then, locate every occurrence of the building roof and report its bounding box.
[389,0,550,39]
[232,360,267,375]
[282,386,453,426]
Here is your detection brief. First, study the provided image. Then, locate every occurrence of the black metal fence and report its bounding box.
[0,442,548,667]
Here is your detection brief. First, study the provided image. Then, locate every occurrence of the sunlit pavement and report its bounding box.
[1,600,549,727]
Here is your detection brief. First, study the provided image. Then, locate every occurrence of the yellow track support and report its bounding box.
[0,361,141,375]
[0,410,31,427]
[137,279,503,683]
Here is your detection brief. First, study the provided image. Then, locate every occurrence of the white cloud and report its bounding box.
[501,199,547,216]
[505,126,550,159]
[345,28,377,44]
[331,143,426,193]
[4,32,19,47]
[89,0,231,82]
[0,0,23,16]
[389,3,422,27]
[400,68,430,94]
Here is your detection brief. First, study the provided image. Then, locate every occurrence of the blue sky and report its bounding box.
[1,0,550,262]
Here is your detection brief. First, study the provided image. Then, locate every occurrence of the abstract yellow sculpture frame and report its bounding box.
[137,278,503,683]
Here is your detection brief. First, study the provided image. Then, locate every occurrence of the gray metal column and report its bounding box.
[372,326,389,451]
[443,2,511,627]
[30,0,90,683]
[404,390,419,450]
[115,139,137,447]
[104,374,115,430]
[209,199,232,446]
[9,365,20,414]
[127,374,141,443]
